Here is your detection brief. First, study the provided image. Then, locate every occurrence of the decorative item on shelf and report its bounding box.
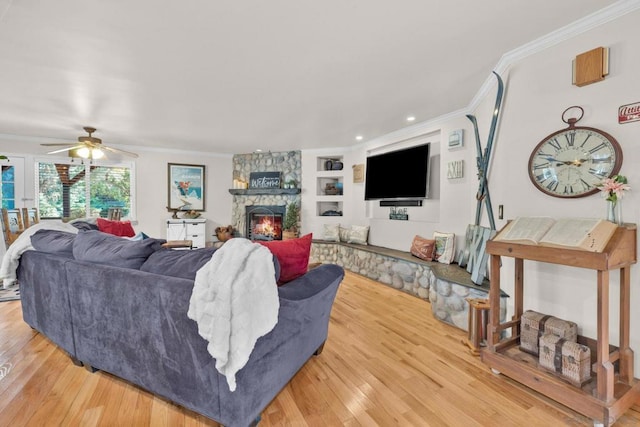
[389,207,408,221]
[324,159,343,171]
[232,178,248,189]
[182,210,201,219]
[282,202,299,240]
[215,225,234,242]
[166,206,180,219]
[597,174,629,226]
[324,183,339,195]
[321,209,342,216]
[283,179,297,189]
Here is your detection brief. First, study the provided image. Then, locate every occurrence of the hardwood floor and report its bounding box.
[1,271,639,426]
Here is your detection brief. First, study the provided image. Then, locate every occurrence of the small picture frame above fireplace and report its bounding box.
[168,163,206,211]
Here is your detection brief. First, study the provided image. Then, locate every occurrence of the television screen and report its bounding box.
[364,143,430,200]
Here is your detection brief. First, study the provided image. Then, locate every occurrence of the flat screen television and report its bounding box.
[364,143,430,200]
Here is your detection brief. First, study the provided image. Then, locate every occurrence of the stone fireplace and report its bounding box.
[230,151,302,238]
[245,205,285,241]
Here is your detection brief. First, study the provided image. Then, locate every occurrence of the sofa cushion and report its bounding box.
[30,229,77,257]
[96,218,136,237]
[73,230,163,269]
[258,233,312,284]
[141,247,218,280]
[69,220,100,231]
[141,245,281,282]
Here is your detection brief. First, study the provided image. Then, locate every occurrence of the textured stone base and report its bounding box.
[311,241,508,331]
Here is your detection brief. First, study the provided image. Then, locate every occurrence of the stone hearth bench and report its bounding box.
[310,240,508,331]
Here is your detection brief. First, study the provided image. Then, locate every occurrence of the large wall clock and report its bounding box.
[528,106,623,198]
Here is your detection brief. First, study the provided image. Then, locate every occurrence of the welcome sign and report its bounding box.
[249,172,281,189]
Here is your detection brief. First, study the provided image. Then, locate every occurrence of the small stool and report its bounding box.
[464,298,490,356]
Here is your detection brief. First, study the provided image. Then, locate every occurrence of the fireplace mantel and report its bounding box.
[228,188,301,196]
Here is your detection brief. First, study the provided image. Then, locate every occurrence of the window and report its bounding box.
[1,165,16,209]
[36,160,135,220]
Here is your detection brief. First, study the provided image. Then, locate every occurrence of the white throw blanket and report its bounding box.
[0,221,79,288]
[187,238,279,392]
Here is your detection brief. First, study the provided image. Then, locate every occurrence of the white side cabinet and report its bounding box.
[166,219,206,249]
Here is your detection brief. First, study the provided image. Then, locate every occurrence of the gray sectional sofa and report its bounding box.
[17,230,344,427]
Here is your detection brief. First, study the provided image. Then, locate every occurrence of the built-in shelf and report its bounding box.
[313,154,345,217]
[228,188,301,196]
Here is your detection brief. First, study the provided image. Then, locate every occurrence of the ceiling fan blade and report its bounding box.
[46,145,86,154]
[41,143,78,147]
[103,146,139,158]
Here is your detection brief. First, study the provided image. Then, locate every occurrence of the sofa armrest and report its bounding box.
[277,264,344,301]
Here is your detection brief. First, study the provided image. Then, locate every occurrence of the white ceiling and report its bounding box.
[0,0,622,154]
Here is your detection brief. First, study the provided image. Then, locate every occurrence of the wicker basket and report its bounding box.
[539,333,591,386]
[520,310,577,355]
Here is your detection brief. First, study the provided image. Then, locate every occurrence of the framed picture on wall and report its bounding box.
[167,163,206,211]
[448,129,464,149]
[353,164,365,183]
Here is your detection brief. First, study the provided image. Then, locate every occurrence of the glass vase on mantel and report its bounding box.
[606,200,623,226]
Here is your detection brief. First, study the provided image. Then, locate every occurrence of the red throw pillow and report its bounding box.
[258,233,312,284]
[96,218,136,238]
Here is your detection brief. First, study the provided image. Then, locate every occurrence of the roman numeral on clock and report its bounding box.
[565,132,576,147]
[548,138,562,151]
[580,179,592,190]
[589,143,606,154]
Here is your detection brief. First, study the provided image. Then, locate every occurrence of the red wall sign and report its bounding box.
[619,102,640,124]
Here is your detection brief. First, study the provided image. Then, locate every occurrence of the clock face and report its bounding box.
[528,126,622,198]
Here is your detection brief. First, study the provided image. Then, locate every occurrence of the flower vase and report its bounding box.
[606,200,622,226]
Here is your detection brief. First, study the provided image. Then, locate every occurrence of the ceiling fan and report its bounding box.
[41,126,139,159]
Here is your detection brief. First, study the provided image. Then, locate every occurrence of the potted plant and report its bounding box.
[282,202,299,240]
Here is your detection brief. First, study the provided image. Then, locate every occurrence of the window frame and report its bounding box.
[34,157,136,220]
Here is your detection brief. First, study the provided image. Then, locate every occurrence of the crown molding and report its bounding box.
[468,0,640,112]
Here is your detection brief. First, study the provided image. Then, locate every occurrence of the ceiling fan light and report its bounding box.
[92,148,104,159]
[76,147,90,158]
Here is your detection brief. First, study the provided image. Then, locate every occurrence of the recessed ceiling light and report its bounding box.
[355,135,363,141]
[406,116,416,122]
[255,149,263,152]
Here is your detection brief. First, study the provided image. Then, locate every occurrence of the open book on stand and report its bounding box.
[493,217,617,253]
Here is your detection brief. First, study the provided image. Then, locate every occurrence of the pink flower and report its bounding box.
[598,175,630,203]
